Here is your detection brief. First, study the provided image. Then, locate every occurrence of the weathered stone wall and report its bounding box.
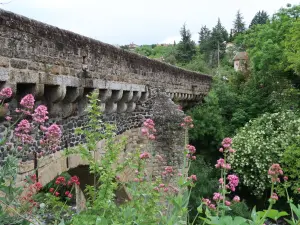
[0,9,211,188]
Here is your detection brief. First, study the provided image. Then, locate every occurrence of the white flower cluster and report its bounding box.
[229,111,300,197]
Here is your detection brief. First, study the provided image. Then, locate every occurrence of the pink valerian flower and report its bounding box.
[219,178,224,185]
[284,176,288,181]
[69,176,80,185]
[268,164,283,183]
[202,198,211,205]
[225,200,231,206]
[213,192,223,201]
[5,116,12,121]
[43,124,62,151]
[0,87,12,99]
[165,166,173,174]
[233,195,240,202]
[209,204,216,210]
[49,188,54,193]
[190,174,197,181]
[55,176,66,185]
[159,183,165,188]
[141,118,156,140]
[227,174,239,192]
[140,152,150,159]
[219,148,224,153]
[191,156,196,160]
[215,158,231,170]
[181,116,194,128]
[222,137,232,148]
[32,105,49,123]
[14,119,33,144]
[270,193,278,201]
[20,94,35,109]
[186,144,196,154]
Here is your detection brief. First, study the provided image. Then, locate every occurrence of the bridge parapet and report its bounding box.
[0,9,211,116]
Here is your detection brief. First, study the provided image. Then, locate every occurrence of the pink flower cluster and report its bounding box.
[141,118,156,140]
[215,158,231,170]
[219,137,236,153]
[42,124,62,152]
[186,144,196,160]
[32,105,49,123]
[140,151,150,160]
[0,87,12,99]
[268,163,283,183]
[213,192,224,201]
[20,94,35,109]
[270,193,278,201]
[187,174,197,182]
[180,116,194,128]
[227,174,239,192]
[14,119,33,144]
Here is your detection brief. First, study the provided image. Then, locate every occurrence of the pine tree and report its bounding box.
[249,10,269,28]
[175,24,196,64]
[198,26,211,56]
[233,10,246,34]
[209,18,228,67]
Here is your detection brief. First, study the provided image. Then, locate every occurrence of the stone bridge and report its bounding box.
[0,9,211,206]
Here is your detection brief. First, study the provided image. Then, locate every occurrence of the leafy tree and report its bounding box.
[249,10,269,28]
[175,23,196,64]
[233,10,246,34]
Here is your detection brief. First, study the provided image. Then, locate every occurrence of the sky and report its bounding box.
[1,0,299,45]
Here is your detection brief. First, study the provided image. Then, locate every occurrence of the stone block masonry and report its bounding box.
[0,9,212,191]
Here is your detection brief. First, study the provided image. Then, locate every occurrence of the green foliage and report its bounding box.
[249,11,269,28]
[228,201,251,219]
[188,157,219,222]
[230,111,300,196]
[233,10,246,34]
[281,139,300,193]
[175,23,196,64]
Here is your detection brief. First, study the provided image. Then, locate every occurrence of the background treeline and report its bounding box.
[126,3,300,222]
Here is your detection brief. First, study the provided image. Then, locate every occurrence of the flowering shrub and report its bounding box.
[0,87,62,224]
[230,111,300,196]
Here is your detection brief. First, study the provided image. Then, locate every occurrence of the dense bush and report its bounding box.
[230,111,300,196]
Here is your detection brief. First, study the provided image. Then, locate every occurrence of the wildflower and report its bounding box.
[32,105,49,123]
[209,204,216,210]
[69,176,80,185]
[55,176,66,185]
[225,200,231,206]
[219,178,224,185]
[65,191,70,196]
[219,148,224,153]
[186,144,196,154]
[55,192,59,197]
[284,176,288,181]
[44,124,62,151]
[49,188,54,193]
[181,116,193,128]
[202,198,211,205]
[5,116,11,121]
[17,146,22,151]
[34,182,42,191]
[153,187,159,191]
[148,134,155,140]
[213,192,223,201]
[0,87,12,98]
[191,156,196,160]
[20,94,35,109]
[159,183,165,188]
[140,152,150,159]
[165,166,173,174]
[134,178,139,182]
[163,188,169,192]
[222,137,232,148]
[67,193,73,198]
[268,164,283,183]
[270,193,278,201]
[233,196,240,202]
[190,174,197,181]
[14,119,33,144]
[215,158,231,170]
[227,174,239,192]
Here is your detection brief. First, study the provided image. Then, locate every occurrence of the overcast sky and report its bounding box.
[1,0,299,45]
